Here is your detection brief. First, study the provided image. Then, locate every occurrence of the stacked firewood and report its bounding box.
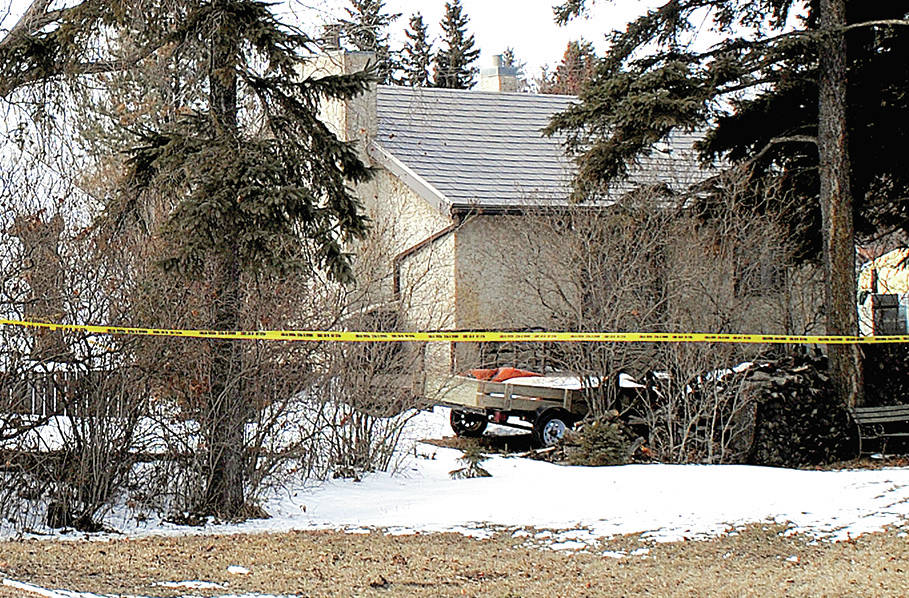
[743,354,857,467]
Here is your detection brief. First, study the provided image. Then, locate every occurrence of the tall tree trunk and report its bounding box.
[204,250,247,516]
[201,0,248,517]
[818,0,863,407]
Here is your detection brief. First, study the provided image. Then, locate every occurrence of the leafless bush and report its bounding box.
[106,215,447,516]
[637,345,758,463]
[303,219,450,480]
[497,172,824,463]
[0,203,159,531]
[108,253,329,518]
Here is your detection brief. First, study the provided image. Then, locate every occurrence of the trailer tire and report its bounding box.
[450,409,488,437]
[533,409,573,448]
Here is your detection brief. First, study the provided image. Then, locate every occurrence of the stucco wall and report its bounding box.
[357,164,457,376]
[303,51,376,162]
[360,170,451,252]
[454,214,559,331]
[306,51,459,376]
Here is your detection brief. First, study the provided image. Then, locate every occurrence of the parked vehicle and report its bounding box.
[433,373,602,448]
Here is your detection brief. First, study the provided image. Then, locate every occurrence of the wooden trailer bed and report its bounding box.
[433,375,589,417]
[427,374,599,447]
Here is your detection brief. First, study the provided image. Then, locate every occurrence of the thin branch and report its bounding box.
[0,0,54,47]
[843,19,909,32]
[702,18,909,58]
[0,1,82,49]
[749,135,817,165]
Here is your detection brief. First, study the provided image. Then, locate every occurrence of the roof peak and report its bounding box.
[376,85,576,101]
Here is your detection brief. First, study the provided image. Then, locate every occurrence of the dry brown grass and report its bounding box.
[0,525,907,597]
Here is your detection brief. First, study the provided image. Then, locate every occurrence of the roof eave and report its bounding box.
[449,201,616,216]
[368,142,452,217]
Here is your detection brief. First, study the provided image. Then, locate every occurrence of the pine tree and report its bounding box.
[548,0,909,407]
[0,0,373,517]
[342,0,401,84]
[401,12,433,87]
[449,444,492,479]
[501,47,529,92]
[433,0,479,89]
[538,40,598,95]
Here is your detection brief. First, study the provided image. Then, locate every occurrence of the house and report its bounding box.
[308,52,751,378]
[858,247,909,335]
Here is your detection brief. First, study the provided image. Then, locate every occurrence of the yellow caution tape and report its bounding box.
[2,318,909,344]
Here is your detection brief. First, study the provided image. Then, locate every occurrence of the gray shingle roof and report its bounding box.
[374,85,710,212]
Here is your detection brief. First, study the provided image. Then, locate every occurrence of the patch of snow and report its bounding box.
[154,580,225,589]
[344,527,371,534]
[280,444,909,546]
[618,372,646,389]
[4,577,298,598]
[549,540,587,551]
[3,578,71,598]
[3,406,909,554]
[497,374,600,390]
[227,565,251,575]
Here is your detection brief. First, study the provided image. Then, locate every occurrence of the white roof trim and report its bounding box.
[368,141,451,217]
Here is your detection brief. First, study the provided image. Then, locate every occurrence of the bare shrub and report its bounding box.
[0,207,158,531]
[638,345,759,463]
[110,215,447,516]
[304,219,450,480]
[113,254,332,518]
[498,172,824,464]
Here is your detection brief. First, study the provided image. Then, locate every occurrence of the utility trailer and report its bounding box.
[431,374,595,447]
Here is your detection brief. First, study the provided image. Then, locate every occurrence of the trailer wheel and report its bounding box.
[450,409,488,437]
[533,409,572,448]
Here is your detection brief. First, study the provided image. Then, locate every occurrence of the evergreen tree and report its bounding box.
[548,0,909,407]
[342,0,401,84]
[401,12,433,87]
[449,444,492,479]
[0,0,372,517]
[538,40,598,95]
[501,47,529,92]
[433,0,480,89]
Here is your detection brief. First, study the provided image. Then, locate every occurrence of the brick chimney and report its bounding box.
[477,54,518,92]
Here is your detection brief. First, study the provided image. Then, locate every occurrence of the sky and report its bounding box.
[287,0,664,76]
[0,1,665,77]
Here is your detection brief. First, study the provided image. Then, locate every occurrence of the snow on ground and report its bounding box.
[3,579,296,598]
[259,409,909,545]
[3,406,909,598]
[29,406,906,547]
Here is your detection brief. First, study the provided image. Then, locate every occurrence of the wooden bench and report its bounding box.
[851,404,909,455]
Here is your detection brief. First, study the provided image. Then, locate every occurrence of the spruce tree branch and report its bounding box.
[705,18,909,55]
[0,0,56,48]
[0,0,202,98]
[0,42,166,96]
[749,135,817,164]
[715,77,777,95]
[842,19,909,32]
